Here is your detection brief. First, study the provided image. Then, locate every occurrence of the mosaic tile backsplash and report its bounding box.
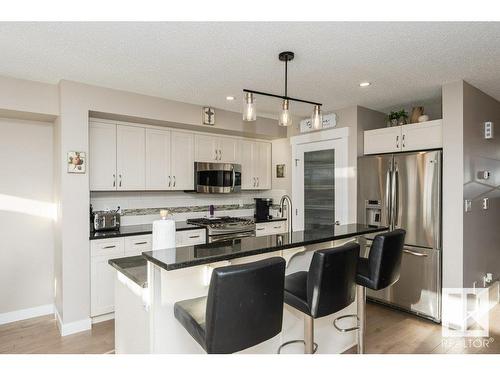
[90,190,287,225]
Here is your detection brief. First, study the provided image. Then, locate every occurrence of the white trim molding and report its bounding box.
[0,304,54,325]
[55,308,92,336]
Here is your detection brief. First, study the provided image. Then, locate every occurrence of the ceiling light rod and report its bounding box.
[242,89,322,107]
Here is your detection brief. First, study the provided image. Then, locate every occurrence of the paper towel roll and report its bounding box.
[152,215,176,250]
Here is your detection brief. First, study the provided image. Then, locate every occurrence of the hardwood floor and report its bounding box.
[0,315,114,354]
[1,302,499,354]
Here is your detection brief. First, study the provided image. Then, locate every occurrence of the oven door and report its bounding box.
[195,162,241,193]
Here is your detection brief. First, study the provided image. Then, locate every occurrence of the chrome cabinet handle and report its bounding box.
[134,241,147,245]
[257,177,259,187]
[402,134,406,148]
[256,227,265,231]
[215,149,218,160]
[219,149,222,160]
[253,177,256,187]
[396,135,399,149]
[119,174,122,187]
[273,226,281,229]
[103,245,116,249]
[168,176,171,187]
[189,235,200,239]
[113,174,116,187]
[173,176,176,187]
[403,249,428,257]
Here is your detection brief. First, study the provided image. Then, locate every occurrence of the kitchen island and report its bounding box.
[110,223,387,354]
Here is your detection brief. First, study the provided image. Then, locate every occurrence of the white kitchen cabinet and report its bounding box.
[145,129,171,190]
[171,131,195,190]
[146,129,195,191]
[195,134,238,163]
[239,140,272,190]
[255,220,287,237]
[363,126,401,155]
[400,120,442,152]
[91,238,124,317]
[89,122,117,191]
[175,229,206,247]
[364,119,442,155]
[116,125,146,190]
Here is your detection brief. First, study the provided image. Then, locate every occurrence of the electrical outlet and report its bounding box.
[483,197,489,210]
[484,121,494,139]
[477,170,491,180]
[465,199,472,213]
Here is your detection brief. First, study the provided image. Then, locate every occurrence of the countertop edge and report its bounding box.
[142,226,388,272]
[108,257,148,288]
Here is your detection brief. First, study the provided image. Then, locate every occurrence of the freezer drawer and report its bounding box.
[390,246,441,322]
[364,241,441,322]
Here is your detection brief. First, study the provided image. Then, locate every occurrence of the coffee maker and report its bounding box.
[254,198,273,221]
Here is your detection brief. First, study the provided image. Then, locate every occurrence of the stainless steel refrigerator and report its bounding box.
[357,150,442,322]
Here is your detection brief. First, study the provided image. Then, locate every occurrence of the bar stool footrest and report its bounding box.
[277,340,318,354]
[333,314,359,332]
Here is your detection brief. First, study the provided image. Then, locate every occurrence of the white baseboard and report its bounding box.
[92,312,114,324]
[0,304,54,325]
[55,308,92,336]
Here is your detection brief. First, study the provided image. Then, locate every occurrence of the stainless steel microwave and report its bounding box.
[194,162,241,193]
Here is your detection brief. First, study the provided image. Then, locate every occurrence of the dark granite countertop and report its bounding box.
[89,221,204,240]
[90,217,287,240]
[142,224,388,271]
[108,256,148,288]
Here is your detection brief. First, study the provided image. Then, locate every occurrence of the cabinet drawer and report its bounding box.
[176,229,206,247]
[255,221,287,236]
[124,234,152,256]
[91,238,125,258]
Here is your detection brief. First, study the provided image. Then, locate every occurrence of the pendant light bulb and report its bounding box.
[311,105,323,130]
[279,99,292,127]
[243,92,256,121]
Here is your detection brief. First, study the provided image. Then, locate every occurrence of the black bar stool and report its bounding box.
[174,257,286,354]
[277,242,360,354]
[334,229,406,354]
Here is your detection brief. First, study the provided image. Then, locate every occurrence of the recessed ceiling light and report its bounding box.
[359,82,371,87]
[226,96,235,101]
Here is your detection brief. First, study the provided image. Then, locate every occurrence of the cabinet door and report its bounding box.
[171,131,195,190]
[363,127,401,155]
[145,129,171,190]
[116,125,146,190]
[256,141,272,189]
[194,134,218,162]
[175,229,206,247]
[240,140,255,189]
[91,255,120,317]
[218,137,239,163]
[401,120,442,152]
[89,122,117,191]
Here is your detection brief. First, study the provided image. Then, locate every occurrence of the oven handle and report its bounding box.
[232,168,236,189]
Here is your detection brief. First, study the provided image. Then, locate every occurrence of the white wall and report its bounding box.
[0,118,54,315]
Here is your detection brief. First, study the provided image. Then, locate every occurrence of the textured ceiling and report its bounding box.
[1,22,499,117]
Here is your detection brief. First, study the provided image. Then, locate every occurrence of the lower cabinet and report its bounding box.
[255,220,287,237]
[90,229,207,318]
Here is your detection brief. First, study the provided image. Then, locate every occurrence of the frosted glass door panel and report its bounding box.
[304,149,335,228]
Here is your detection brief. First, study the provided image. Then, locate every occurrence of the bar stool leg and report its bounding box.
[356,285,366,354]
[304,314,314,354]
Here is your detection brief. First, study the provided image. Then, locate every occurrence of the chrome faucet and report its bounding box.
[279,194,293,235]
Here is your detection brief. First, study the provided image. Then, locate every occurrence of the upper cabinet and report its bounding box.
[90,122,145,191]
[239,140,271,190]
[116,125,146,190]
[90,122,117,190]
[145,129,195,190]
[90,120,271,191]
[194,134,238,163]
[364,119,442,155]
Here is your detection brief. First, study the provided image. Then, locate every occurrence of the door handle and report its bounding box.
[232,169,236,189]
[113,174,116,187]
[385,169,391,226]
[402,134,406,148]
[189,235,201,239]
[393,168,399,227]
[256,227,265,231]
[173,176,176,188]
[119,174,122,187]
[168,176,171,187]
[134,241,148,245]
[256,177,259,187]
[396,135,399,149]
[215,149,218,160]
[102,245,116,249]
[403,249,428,257]
[253,177,256,187]
[219,149,222,160]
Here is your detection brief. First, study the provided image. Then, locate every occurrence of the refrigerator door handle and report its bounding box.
[385,169,392,228]
[393,168,399,227]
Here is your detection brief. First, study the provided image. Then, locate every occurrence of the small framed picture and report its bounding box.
[203,107,216,125]
[67,151,86,173]
[276,164,286,178]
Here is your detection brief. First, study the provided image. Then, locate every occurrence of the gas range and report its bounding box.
[186,216,256,242]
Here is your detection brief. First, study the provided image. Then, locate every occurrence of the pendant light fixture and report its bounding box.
[242,92,256,121]
[243,51,322,128]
